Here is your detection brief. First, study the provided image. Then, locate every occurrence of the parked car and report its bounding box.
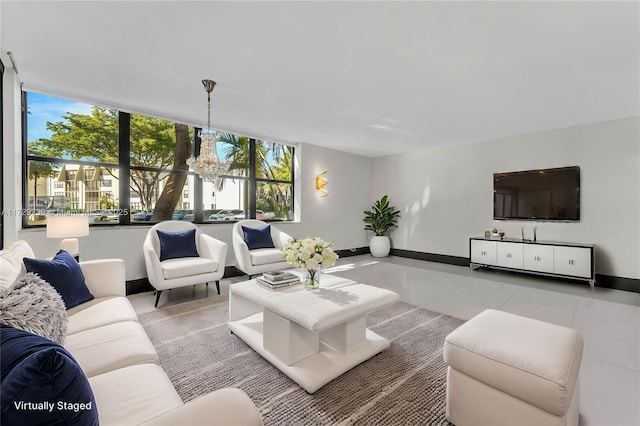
[208,209,243,220]
[225,210,275,221]
[131,211,150,222]
[181,210,218,221]
[257,210,276,220]
[171,210,192,220]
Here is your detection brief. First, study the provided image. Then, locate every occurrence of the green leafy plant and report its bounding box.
[363,195,401,236]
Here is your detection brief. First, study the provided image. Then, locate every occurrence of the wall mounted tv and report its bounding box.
[493,166,580,221]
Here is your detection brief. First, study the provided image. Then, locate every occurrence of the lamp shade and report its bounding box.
[46,216,89,238]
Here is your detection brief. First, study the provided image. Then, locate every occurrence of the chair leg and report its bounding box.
[154,290,163,308]
[215,280,220,295]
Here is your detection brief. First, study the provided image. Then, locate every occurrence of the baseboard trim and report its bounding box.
[388,248,639,294]
[126,266,248,296]
[389,248,469,267]
[595,274,640,293]
[335,247,370,258]
[126,278,153,295]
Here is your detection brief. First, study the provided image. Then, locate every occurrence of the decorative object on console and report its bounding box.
[522,226,537,242]
[23,250,94,310]
[316,169,328,198]
[46,215,89,260]
[186,79,230,183]
[364,195,401,257]
[0,273,68,344]
[281,237,338,290]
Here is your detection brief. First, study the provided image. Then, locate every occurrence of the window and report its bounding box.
[23,92,294,226]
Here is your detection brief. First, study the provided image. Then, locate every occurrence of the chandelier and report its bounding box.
[187,79,229,182]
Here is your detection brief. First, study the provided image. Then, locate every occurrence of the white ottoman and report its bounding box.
[443,309,583,426]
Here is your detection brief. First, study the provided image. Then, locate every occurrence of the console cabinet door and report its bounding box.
[470,240,497,265]
[523,244,554,273]
[554,246,592,278]
[496,242,524,269]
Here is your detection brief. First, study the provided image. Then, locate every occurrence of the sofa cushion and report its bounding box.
[0,240,34,289]
[157,229,199,261]
[0,272,68,344]
[67,296,138,335]
[0,324,99,425]
[23,250,94,309]
[249,248,285,266]
[242,224,275,250]
[89,363,182,426]
[161,257,217,280]
[64,321,159,377]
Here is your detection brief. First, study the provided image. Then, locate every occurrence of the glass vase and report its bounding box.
[304,268,320,291]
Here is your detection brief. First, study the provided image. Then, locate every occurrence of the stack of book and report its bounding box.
[256,270,300,289]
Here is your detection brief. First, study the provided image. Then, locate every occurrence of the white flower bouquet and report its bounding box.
[281,237,339,270]
[281,237,338,290]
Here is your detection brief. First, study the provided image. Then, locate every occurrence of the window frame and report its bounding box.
[22,92,295,228]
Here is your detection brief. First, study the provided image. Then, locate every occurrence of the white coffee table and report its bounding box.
[228,274,400,393]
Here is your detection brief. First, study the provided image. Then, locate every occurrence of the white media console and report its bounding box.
[469,237,596,289]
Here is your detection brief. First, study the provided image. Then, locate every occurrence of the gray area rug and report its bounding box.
[139,294,464,425]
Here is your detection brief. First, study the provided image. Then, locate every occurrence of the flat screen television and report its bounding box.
[493,166,580,221]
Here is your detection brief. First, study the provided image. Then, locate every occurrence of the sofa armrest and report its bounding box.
[138,388,263,426]
[80,259,126,298]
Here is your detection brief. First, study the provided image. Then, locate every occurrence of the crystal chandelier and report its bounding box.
[187,79,229,182]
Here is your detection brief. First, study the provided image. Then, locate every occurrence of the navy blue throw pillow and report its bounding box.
[157,228,199,261]
[0,324,99,425]
[23,250,94,310]
[242,224,275,250]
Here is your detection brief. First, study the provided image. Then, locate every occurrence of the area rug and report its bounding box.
[139,294,464,425]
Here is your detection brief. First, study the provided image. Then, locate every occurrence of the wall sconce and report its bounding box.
[46,215,89,260]
[316,169,328,198]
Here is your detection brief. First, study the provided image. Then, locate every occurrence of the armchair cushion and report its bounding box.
[157,229,199,261]
[242,224,275,250]
[23,250,94,310]
[161,257,217,280]
[0,324,99,425]
[250,248,286,266]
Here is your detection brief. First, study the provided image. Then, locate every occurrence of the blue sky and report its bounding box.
[27,93,92,141]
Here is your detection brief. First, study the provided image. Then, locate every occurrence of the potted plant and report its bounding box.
[363,195,401,257]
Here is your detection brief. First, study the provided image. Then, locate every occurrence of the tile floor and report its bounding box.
[128,254,640,426]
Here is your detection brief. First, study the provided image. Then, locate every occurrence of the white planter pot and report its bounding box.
[370,235,391,258]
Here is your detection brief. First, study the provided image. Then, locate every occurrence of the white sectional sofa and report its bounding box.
[0,240,263,426]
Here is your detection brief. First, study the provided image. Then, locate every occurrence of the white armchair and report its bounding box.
[232,220,293,277]
[143,221,227,307]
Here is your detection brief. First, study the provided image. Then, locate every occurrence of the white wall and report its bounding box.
[15,143,373,280]
[373,117,640,279]
[2,67,22,244]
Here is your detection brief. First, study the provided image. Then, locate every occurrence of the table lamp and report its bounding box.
[46,215,89,260]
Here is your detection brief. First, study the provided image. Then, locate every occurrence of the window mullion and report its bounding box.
[249,139,257,219]
[193,129,203,222]
[118,112,130,225]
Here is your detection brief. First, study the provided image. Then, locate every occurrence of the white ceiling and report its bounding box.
[1,1,638,157]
